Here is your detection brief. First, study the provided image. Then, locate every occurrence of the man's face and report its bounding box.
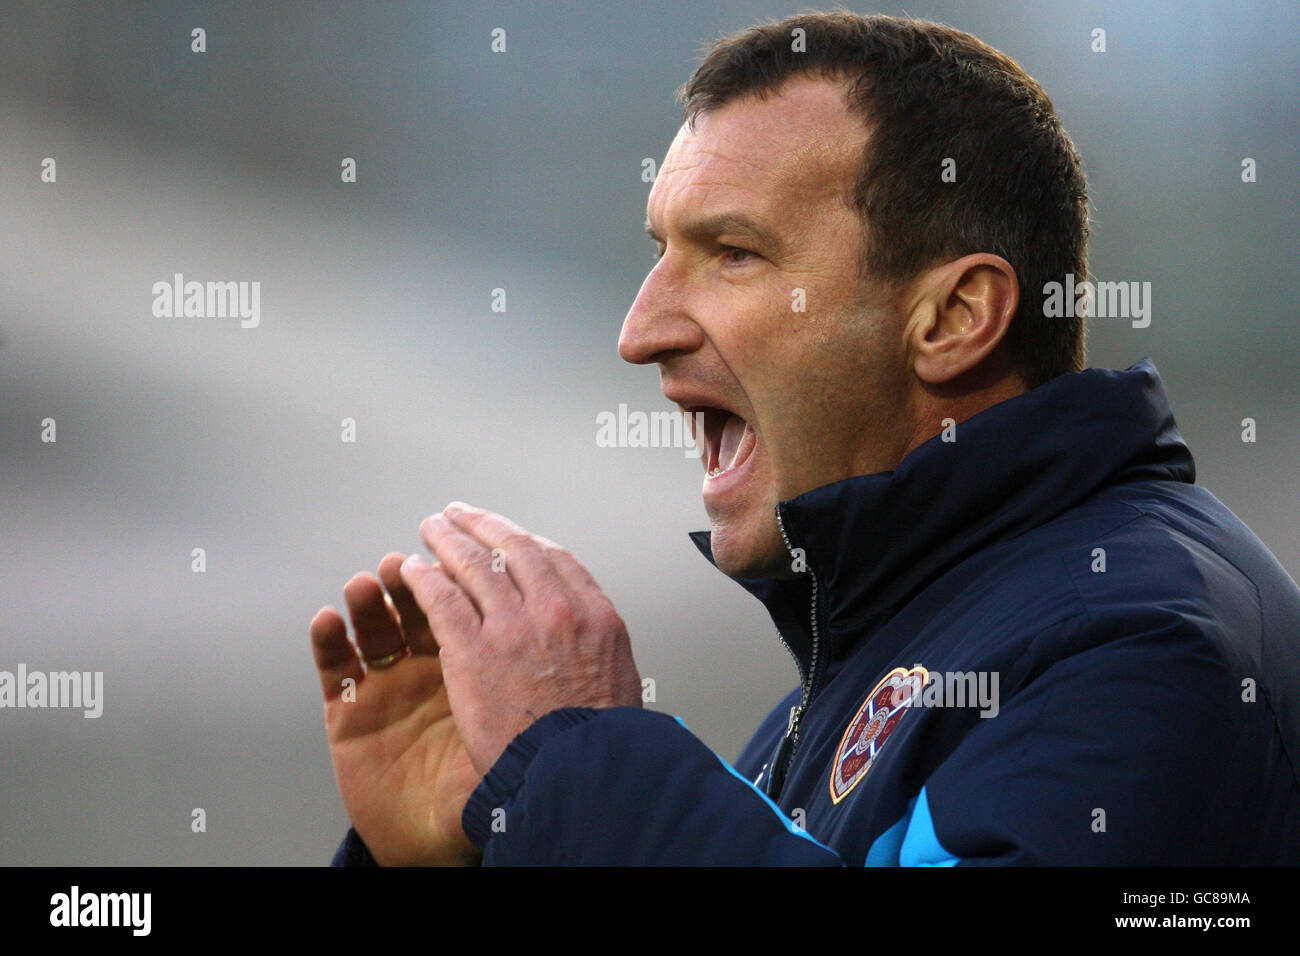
[619,75,914,580]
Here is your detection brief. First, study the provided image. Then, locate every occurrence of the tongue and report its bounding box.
[718,414,747,469]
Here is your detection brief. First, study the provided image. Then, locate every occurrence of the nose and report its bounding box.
[618,257,705,366]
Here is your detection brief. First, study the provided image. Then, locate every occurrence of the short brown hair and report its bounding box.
[679,11,1089,388]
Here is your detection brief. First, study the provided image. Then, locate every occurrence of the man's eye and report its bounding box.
[721,245,756,263]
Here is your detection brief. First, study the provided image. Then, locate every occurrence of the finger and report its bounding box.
[310,605,364,701]
[532,533,604,595]
[419,513,521,615]
[377,552,437,654]
[400,555,482,649]
[441,503,569,599]
[343,572,408,666]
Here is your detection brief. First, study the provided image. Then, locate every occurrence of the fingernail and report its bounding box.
[401,553,425,574]
[444,501,470,515]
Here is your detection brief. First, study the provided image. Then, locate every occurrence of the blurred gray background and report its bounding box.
[1,0,1296,864]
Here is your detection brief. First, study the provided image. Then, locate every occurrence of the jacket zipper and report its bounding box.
[764,506,823,800]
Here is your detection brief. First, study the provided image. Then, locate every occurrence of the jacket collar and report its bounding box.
[689,358,1195,677]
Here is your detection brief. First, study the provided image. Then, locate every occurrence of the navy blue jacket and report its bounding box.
[333,358,1300,865]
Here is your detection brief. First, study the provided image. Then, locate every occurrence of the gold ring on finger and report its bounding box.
[365,646,408,669]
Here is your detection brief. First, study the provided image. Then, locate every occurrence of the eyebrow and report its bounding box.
[645,211,785,257]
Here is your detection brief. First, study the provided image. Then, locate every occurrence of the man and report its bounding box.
[311,12,1300,865]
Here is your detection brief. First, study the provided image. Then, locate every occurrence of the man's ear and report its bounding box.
[905,254,1019,386]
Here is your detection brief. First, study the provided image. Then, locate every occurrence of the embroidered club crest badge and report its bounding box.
[829,665,929,804]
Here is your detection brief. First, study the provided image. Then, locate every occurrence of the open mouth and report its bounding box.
[691,406,757,480]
